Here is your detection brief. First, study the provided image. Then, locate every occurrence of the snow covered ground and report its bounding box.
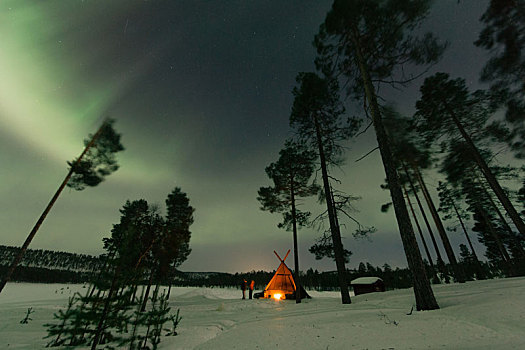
[1,277,524,349]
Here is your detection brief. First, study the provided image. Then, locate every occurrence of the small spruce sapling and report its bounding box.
[20,307,34,324]
[150,293,171,349]
[165,309,182,336]
[44,294,79,347]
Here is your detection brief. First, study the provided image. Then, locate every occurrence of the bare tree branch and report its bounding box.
[355,147,379,162]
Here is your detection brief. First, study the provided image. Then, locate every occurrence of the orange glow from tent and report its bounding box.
[272,293,283,300]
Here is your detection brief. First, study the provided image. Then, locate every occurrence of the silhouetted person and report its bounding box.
[249,280,255,299]
[241,279,247,299]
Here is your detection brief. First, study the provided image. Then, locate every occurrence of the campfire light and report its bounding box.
[273,293,283,301]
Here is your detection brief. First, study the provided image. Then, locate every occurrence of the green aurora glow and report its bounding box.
[0,0,495,273]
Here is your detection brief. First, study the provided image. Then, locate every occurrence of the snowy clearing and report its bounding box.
[1,278,524,349]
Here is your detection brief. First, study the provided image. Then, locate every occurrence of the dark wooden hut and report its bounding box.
[350,277,385,296]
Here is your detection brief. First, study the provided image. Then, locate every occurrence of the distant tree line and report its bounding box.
[172,266,409,291]
[0,245,105,283]
[169,256,502,292]
[0,245,105,273]
[0,266,94,284]
[0,245,504,292]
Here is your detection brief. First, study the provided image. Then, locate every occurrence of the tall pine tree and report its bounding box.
[314,0,446,310]
[258,140,319,303]
[290,72,360,304]
[415,73,525,238]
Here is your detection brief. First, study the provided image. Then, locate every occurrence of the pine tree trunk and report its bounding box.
[80,287,105,343]
[412,187,448,281]
[412,166,466,283]
[313,116,351,304]
[350,28,438,310]
[452,202,485,280]
[403,183,438,281]
[153,282,160,302]
[478,206,515,275]
[129,286,147,350]
[117,285,126,299]
[88,252,115,300]
[141,269,156,312]
[129,305,141,350]
[290,174,301,304]
[0,121,108,294]
[452,204,478,260]
[69,283,97,344]
[142,323,152,350]
[91,265,121,350]
[52,297,75,346]
[85,256,108,300]
[481,184,525,260]
[443,100,525,237]
[402,162,445,268]
[129,284,138,303]
[481,210,509,262]
[167,283,172,300]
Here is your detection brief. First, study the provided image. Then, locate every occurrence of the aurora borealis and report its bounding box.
[1,1,491,272]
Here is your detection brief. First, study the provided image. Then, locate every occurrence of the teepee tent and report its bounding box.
[260,250,310,300]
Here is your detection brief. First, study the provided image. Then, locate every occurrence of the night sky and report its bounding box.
[1,0,492,273]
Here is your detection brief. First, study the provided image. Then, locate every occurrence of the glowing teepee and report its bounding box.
[262,250,306,300]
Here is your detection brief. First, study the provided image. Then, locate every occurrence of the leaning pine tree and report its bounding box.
[440,140,521,276]
[475,0,525,158]
[414,72,525,238]
[257,139,320,303]
[381,107,442,282]
[314,0,446,310]
[436,181,486,280]
[0,118,124,294]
